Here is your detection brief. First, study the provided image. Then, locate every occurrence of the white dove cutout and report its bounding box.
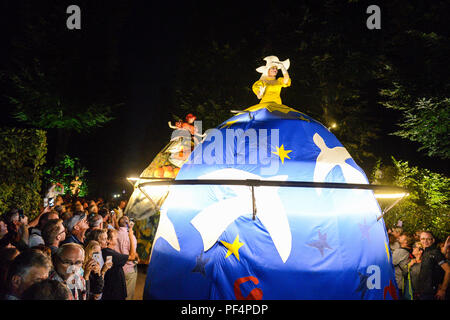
[313,133,367,194]
[190,169,292,263]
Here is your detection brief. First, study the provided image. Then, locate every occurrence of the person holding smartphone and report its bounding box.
[83,240,113,300]
[101,224,137,300]
[115,216,139,300]
[1,209,30,251]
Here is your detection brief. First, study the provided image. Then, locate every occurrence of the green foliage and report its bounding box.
[6,60,120,133]
[378,8,450,160]
[0,128,47,219]
[44,155,89,197]
[372,157,450,241]
[381,86,450,159]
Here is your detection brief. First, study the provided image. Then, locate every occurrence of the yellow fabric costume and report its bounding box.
[252,77,291,105]
[220,58,310,128]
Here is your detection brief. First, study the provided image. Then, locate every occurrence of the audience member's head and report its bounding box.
[420,231,435,249]
[398,234,411,248]
[53,205,65,216]
[60,211,73,222]
[392,227,403,239]
[37,211,59,229]
[52,243,85,281]
[65,213,89,237]
[388,233,397,245]
[88,204,98,215]
[85,229,108,249]
[22,279,71,300]
[6,249,52,299]
[31,245,52,258]
[3,209,20,225]
[413,230,423,241]
[118,200,127,210]
[42,219,66,248]
[0,217,8,239]
[0,247,20,295]
[55,196,64,206]
[412,241,424,259]
[84,240,101,265]
[118,216,129,228]
[98,208,112,225]
[88,214,103,230]
[74,201,83,213]
[106,229,118,248]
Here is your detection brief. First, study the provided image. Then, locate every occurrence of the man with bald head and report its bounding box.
[417,231,450,300]
[49,243,88,300]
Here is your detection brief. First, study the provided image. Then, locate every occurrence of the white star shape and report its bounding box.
[190,169,292,263]
[152,205,180,252]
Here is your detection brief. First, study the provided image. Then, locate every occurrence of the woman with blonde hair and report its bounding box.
[84,240,112,300]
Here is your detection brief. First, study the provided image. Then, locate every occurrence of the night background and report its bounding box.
[0,0,448,202]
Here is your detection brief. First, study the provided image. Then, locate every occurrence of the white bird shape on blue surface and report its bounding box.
[312,133,367,193]
[190,169,292,263]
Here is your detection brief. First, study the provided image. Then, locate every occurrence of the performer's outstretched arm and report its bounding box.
[278,63,290,85]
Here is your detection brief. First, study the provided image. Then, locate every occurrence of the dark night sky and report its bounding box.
[1,1,448,199]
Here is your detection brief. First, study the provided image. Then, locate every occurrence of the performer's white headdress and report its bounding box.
[256,56,290,77]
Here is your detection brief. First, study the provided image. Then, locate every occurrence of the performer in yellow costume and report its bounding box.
[220,56,310,129]
[252,55,291,105]
[245,55,303,115]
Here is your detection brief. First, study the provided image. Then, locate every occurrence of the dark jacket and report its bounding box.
[417,244,446,296]
[101,247,128,300]
[61,234,84,246]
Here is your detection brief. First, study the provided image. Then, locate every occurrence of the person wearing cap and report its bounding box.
[61,213,89,246]
[252,55,291,105]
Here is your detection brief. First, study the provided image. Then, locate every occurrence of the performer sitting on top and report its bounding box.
[175,113,197,136]
[252,56,291,105]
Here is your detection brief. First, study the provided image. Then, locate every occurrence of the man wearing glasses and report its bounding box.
[417,231,450,300]
[49,243,88,300]
[62,214,89,246]
[42,219,66,256]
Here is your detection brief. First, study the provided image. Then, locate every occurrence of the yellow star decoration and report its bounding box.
[220,235,244,261]
[272,144,292,164]
[384,242,390,262]
[219,119,239,129]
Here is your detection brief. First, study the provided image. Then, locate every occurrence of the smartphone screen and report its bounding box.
[92,252,102,265]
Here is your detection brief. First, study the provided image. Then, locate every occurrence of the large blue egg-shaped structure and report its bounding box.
[143,102,398,300]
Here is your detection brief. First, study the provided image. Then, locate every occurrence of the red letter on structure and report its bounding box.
[234,276,263,300]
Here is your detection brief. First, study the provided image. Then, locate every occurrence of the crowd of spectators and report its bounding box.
[0,196,139,300]
[1,194,449,300]
[388,227,450,300]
